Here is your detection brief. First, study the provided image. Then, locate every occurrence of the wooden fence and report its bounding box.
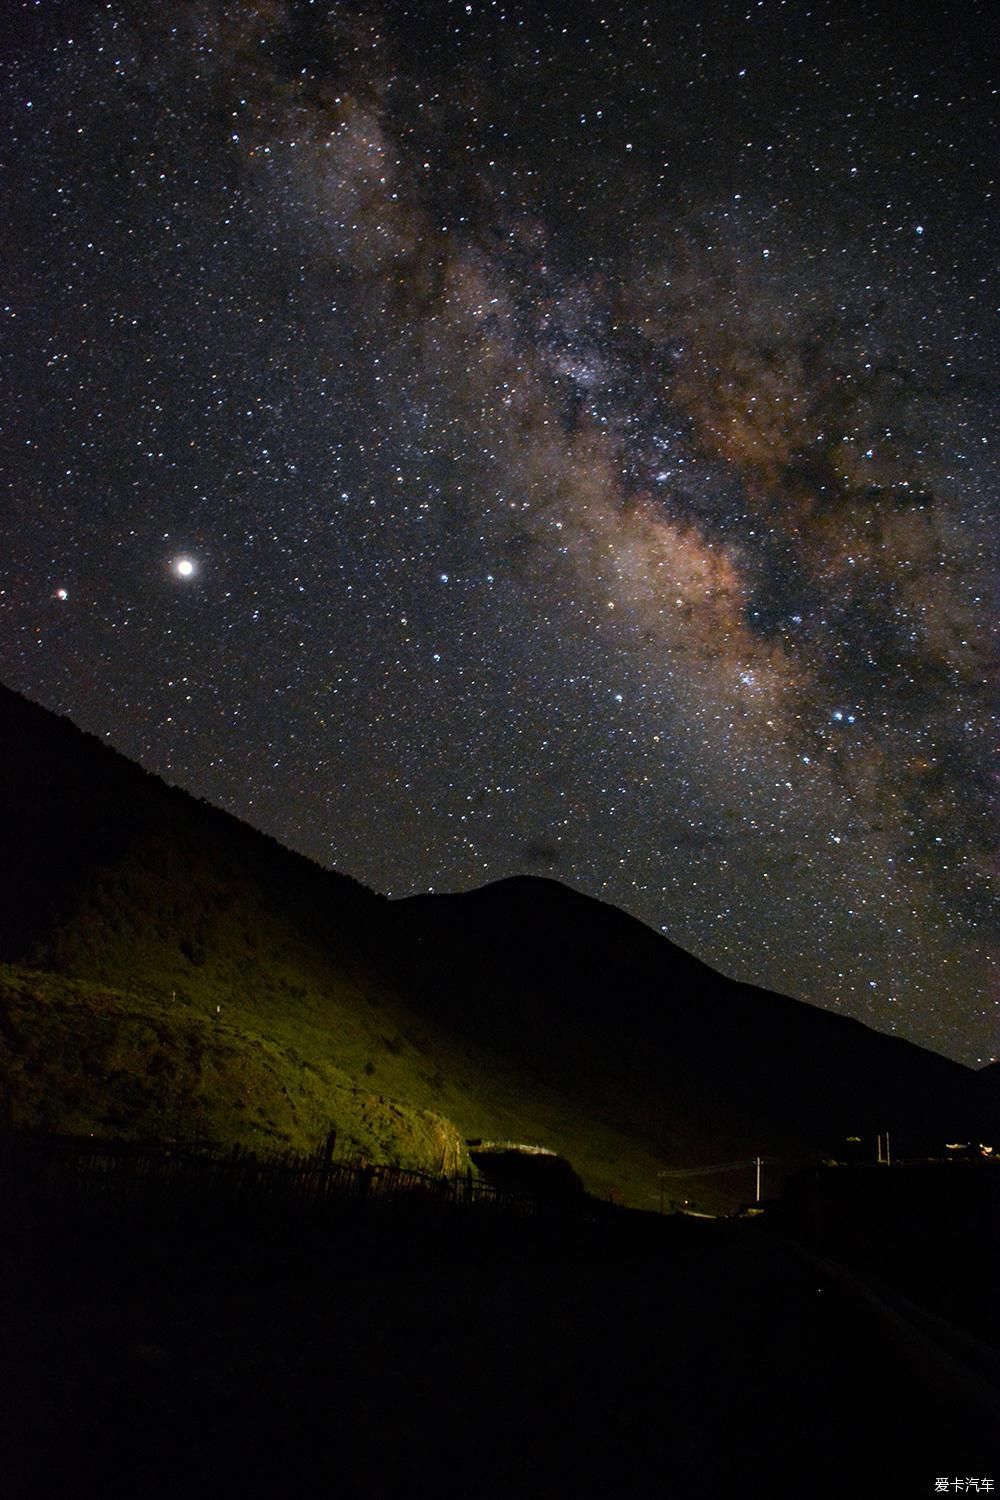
[0,1132,539,1227]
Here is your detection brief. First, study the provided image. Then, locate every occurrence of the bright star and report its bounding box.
[172,557,197,579]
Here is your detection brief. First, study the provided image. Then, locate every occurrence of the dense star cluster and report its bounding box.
[2,1,996,1063]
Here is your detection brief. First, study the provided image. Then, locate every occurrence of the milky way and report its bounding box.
[1,1,996,1062]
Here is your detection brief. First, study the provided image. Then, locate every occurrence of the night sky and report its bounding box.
[2,1,996,1065]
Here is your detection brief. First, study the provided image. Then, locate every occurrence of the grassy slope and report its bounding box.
[0,965,461,1166]
[0,812,681,1205]
[0,958,678,1206]
[11,685,984,1213]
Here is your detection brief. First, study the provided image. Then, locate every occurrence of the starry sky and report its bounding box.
[2,0,996,1065]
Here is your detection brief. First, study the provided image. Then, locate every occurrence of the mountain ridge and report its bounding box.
[0,682,992,1209]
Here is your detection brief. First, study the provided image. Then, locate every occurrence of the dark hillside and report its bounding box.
[390,877,995,1163]
[0,681,382,968]
[0,683,993,1208]
[0,686,719,1196]
[0,685,463,1167]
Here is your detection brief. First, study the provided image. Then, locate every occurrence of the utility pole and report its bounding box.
[755,1155,762,1203]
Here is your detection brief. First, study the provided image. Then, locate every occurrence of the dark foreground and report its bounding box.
[1,1201,996,1499]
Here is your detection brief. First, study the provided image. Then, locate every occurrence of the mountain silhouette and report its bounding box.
[0,682,992,1208]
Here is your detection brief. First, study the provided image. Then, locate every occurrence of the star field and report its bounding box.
[1,0,996,1063]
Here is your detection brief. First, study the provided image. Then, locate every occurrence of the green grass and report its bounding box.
[0,965,462,1169]
[0,955,694,1207]
[0,760,730,1208]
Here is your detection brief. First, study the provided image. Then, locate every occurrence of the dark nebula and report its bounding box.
[1,0,996,1062]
